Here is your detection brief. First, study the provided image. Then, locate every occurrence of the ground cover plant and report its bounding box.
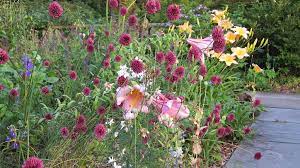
[0,1,266,167]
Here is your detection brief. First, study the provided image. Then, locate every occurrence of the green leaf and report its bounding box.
[47,77,59,83]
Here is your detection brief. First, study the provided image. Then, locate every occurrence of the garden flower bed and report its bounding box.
[0,1,267,167]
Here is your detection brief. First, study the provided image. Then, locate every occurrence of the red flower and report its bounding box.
[10,88,19,97]
[211,75,222,85]
[60,127,69,139]
[243,127,251,135]
[173,66,185,78]
[104,31,110,37]
[215,104,222,111]
[128,15,138,27]
[97,106,106,115]
[94,123,107,141]
[74,115,87,134]
[109,0,119,9]
[188,45,202,62]
[69,70,77,80]
[44,113,53,121]
[119,33,131,46]
[217,127,226,138]
[0,84,5,91]
[227,113,235,122]
[253,99,261,107]
[102,57,111,69]
[0,48,9,64]
[155,52,165,64]
[145,0,161,14]
[22,156,44,168]
[93,77,100,86]
[212,26,224,41]
[41,86,50,95]
[165,51,177,65]
[130,59,144,73]
[48,1,63,19]
[108,43,115,52]
[117,76,129,87]
[225,126,233,136]
[213,38,225,53]
[254,152,262,160]
[115,55,122,62]
[166,65,173,73]
[82,87,91,96]
[86,37,94,45]
[87,44,95,53]
[166,4,181,21]
[214,115,221,124]
[43,60,50,67]
[120,6,128,16]
[199,63,207,77]
[89,32,96,40]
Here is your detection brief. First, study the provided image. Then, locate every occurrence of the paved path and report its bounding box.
[226,93,300,168]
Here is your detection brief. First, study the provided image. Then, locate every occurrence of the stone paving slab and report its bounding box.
[255,92,300,109]
[226,93,300,168]
[257,108,300,124]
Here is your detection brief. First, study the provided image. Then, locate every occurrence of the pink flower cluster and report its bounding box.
[212,26,226,53]
[0,48,9,64]
[145,0,161,14]
[48,1,63,19]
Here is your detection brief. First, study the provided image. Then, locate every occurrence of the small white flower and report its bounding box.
[106,119,115,126]
[120,121,126,130]
[114,132,119,137]
[108,156,116,164]
[104,82,114,91]
[113,162,122,168]
[118,65,130,78]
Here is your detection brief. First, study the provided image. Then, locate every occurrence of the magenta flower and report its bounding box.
[119,33,131,46]
[97,106,106,115]
[120,6,128,16]
[41,86,50,95]
[165,51,177,65]
[94,123,107,141]
[145,0,161,14]
[227,113,235,122]
[60,127,69,139]
[130,59,144,73]
[117,75,129,87]
[87,44,95,53]
[115,55,122,62]
[0,84,4,91]
[128,15,138,27]
[253,99,261,107]
[109,0,119,9]
[199,63,207,77]
[0,48,9,64]
[173,66,185,78]
[44,113,53,121]
[93,77,100,86]
[243,127,251,135]
[108,43,115,52]
[22,156,44,168]
[43,60,50,67]
[102,57,111,69]
[9,88,19,98]
[82,87,91,96]
[188,45,202,62]
[69,70,77,80]
[166,4,181,21]
[254,152,262,160]
[213,38,226,53]
[217,127,226,138]
[212,26,224,41]
[155,52,165,64]
[211,75,222,85]
[86,37,94,45]
[48,1,63,19]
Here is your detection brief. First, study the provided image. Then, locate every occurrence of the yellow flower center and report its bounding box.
[127,89,144,108]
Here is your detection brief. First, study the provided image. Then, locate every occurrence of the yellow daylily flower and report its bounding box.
[231,26,249,39]
[225,31,236,43]
[252,64,263,73]
[218,19,233,30]
[219,54,238,66]
[211,9,227,23]
[231,47,249,59]
[178,22,193,34]
[209,50,223,59]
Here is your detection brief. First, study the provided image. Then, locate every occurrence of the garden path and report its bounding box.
[226,93,300,168]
